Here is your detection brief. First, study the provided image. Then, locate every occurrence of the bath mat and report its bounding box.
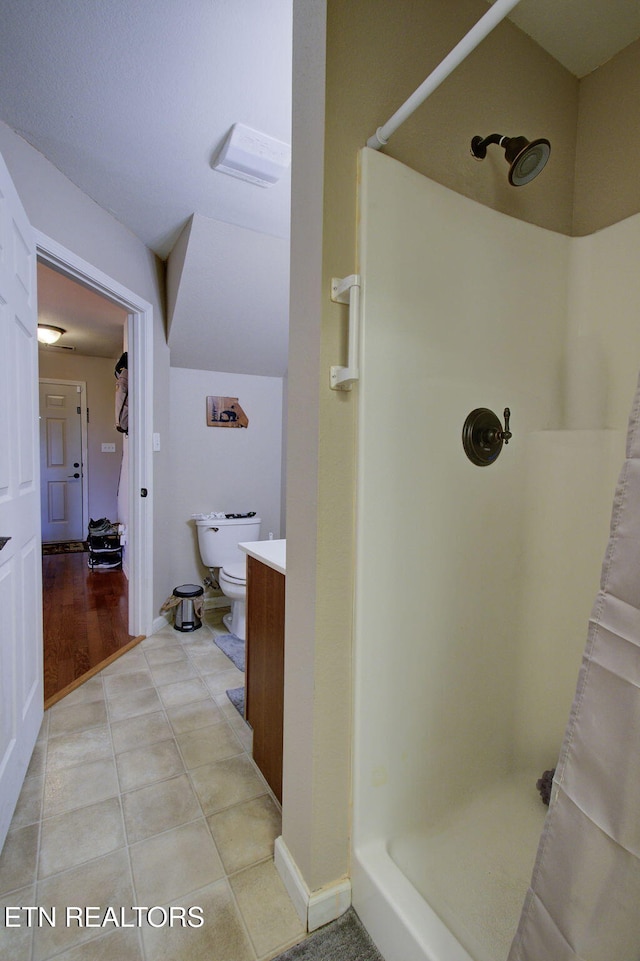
[226,686,245,718]
[272,909,384,961]
[42,541,88,555]
[213,632,245,671]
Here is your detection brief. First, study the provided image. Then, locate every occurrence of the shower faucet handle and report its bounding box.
[500,408,512,444]
[462,406,512,466]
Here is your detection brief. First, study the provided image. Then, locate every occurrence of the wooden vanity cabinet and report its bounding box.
[245,554,285,803]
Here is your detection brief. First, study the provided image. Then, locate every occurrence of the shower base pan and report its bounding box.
[354,769,547,961]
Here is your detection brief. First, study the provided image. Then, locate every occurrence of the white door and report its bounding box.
[0,151,43,851]
[39,380,84,542]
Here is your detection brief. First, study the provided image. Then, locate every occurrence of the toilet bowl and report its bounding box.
[194,514,261,641]
[218,561,249,637]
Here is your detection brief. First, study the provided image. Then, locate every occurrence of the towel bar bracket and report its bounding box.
[330,274,361,391]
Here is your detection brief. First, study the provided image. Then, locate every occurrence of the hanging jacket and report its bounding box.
[115,351,128,434]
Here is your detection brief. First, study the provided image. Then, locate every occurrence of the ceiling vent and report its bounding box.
[212,123,290,187]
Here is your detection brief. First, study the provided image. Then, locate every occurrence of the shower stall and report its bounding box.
[350,147,637,961]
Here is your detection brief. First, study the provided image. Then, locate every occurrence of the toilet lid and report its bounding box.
[221,561,246,583]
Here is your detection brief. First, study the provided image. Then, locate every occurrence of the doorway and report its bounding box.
[35,230,155,644]
[37,262,133,702]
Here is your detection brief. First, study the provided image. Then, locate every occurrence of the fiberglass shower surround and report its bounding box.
[350,146,640,961]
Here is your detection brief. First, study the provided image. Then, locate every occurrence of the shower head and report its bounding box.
[471,133,551,186]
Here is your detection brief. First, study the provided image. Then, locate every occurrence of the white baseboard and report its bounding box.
[151,614,170,634]
[274,836,352,932]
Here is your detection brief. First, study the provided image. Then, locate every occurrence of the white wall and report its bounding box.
[0,121,171,616]
[169,367,284,590]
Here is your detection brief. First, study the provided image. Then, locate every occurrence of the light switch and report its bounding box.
[101,443,116,453]
[153,433,161,451]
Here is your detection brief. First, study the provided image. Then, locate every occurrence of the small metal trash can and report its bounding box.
[173,584,203,632]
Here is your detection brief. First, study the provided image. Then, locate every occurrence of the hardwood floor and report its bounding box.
[42,549,136,706]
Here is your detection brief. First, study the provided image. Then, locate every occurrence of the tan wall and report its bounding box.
[286,0,640,899]
[574,38,640,236]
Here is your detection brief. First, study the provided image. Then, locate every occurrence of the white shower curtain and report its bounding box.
[509,372,640,960]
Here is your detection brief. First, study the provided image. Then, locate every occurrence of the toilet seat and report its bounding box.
[220,561,246,584]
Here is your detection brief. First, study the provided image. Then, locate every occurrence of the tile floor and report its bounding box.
[0,612,307,961]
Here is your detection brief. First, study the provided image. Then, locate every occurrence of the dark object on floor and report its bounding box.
[214,632,245,671]
[42,541,88,555]
[226,686,246,719]
[272,909,384,961]
[87,523,122,571]
[88,517,113,534]
[537,768,556,805]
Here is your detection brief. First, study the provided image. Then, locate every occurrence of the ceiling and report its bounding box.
[489,0,640,79]
[37,261,128,361]
[3,2,639,369]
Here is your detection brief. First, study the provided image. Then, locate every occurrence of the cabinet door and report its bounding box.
[246,556,285,802]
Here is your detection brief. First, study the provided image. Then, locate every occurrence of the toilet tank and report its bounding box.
[195,515,261,568]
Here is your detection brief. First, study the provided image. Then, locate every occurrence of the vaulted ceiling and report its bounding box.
[2,2,638,375]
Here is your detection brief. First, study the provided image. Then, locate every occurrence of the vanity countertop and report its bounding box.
[239,539,286,575]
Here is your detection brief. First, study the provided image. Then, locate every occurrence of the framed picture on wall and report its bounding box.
[206,396,249,428]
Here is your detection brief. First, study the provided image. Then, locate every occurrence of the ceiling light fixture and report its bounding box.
[212,123,291,187]
[37,324,66,345]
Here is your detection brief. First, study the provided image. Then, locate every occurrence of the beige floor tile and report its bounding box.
[180,633,223,655]
[110,710,173,755]
[204,668,245,698]
[57,676,105,705]
[129,820,225,905]
[230,859,306,958]
[140,631,181,650]
[157,677,209,708]
[103,669,154,699]
[0,822,39,896]
[46,724,112,773]
[190,755,266,816]
[187,649,233,675]
[143,644,190,668]
[165,696,223,734]
[122,773,201,843]
[148,658,198,687]
[25,739,47,779]
[100,651,148,675]
[43,757,120,818]
[49,699,108,737]
[106,686,163,723]
[0,884,36,961]
[33,850,134,961]
[140,878,255,961]
[116,738,184,792]
[39,796,125,878]
[49,926,144,961]
[207,795,281,874]
[214,692,243,719]
[9,774,44,830]
[176,721,243,770]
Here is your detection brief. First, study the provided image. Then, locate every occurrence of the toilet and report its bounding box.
[194,513,261,640]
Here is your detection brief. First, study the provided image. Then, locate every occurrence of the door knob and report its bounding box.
[68,473,80,479]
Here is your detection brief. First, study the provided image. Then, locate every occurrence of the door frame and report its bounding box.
[39,377,89,541]
[34,230,155,638]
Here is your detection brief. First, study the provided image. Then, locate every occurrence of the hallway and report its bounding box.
[0,612,306,960]
[42,550,132,705]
